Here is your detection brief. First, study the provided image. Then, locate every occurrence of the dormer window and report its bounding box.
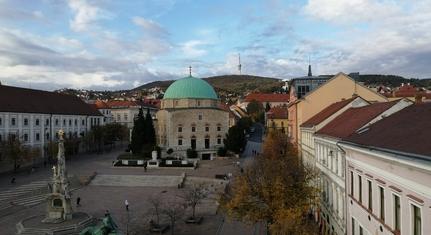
[178,125,183,132]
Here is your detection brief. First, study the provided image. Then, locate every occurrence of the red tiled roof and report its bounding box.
[301,96,365,128]
[244,93,289,103]
[94,100,110,109]
[141,99,161,108]
[344,103,431,157]
[384,84,431,99]
[316,101,399,139]
[0,85,102,116]
[106,100,138,108]
[267,106,288,119]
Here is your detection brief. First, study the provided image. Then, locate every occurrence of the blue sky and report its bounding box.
[0,0,430,90]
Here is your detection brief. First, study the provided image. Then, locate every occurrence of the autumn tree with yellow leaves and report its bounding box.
[220,130,319,235]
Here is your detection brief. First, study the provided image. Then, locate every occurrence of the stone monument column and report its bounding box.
[43,129,73,223]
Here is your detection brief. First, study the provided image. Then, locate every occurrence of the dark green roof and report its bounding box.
[163,76,218,100]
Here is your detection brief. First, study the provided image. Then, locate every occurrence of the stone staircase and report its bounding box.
[0,180,49,218]
[0,180,49,202]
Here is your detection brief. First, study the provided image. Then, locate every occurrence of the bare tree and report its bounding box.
[161,201,185,235]
[148,194,162,226]
[181,184,208,221]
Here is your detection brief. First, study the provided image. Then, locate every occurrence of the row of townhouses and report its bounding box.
[299,95,430,235]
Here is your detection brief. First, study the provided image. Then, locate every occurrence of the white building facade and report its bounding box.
[0,84,103,171]
[340,103,431,235]
[313,99,412,235]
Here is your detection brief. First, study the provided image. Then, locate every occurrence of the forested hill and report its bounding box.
[133,74,283,94]
[358,74,431,88]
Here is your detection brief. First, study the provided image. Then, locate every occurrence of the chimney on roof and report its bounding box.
[415,94,423,104]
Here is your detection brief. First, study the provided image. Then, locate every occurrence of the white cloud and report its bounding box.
[0,64,124,89]
[180,40,207,58]
[68,0,111,32]
[300,0,431,78]
[304,0,401,24]
[132,16,168,37]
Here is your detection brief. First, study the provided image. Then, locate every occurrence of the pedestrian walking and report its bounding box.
[144,162,147,172]
[11,177,16,184]
[76,197,81,207]
[125,199,129,211]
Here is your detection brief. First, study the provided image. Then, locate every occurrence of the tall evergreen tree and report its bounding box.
[144,108,156,146]
[130,108,146,154]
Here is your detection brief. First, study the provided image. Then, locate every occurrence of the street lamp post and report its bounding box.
[125,199,129,235]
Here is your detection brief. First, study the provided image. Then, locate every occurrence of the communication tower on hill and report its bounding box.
[238,53,242,75]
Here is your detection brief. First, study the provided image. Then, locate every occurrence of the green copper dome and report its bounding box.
[163,76,218,99]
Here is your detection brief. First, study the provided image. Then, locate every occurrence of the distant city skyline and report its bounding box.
[0,0,430,90]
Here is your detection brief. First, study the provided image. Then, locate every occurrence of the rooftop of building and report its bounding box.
[316,100,399,139]
[0,84,102,116]
[163,76,218,100]
[105,100,157,109]
[267,106,288,119]
[343,103,431,157]
[301,96,367,128]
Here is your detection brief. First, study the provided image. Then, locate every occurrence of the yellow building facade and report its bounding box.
[288,73,388,145]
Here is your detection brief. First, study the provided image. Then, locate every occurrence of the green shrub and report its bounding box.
[217,147,227,157]
[186,149,198,158]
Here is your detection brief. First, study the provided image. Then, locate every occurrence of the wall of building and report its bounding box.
[0,112,102,172]
[161,98,218,109]
[315,136,346,235]
[266,118,288,134]
[156,107,229,159]
[344,145,431,235]
[111,107,157,129]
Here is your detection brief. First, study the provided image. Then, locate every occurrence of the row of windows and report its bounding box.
[178,125,222,133]
[0,117,92,127]
[177,137,222,147]
[320,176,344,222]
[317,144,344,178]
[0,131,84,143]
[350,170,422,235]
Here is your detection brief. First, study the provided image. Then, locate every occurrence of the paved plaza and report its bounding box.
[0,145,267,235]
[90,174,183,187]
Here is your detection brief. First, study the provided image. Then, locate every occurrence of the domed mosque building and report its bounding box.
[156,72,229,160]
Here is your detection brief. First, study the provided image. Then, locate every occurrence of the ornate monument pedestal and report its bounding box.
[147,150,160,168]
[16,130,94,235]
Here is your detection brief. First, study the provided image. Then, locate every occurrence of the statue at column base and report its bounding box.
[42,193,73,223]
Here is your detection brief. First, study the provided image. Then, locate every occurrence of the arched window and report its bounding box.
[204,135,210,149]
[217,124,221,131]
[35,119,40,126]
[191,124,196,132]
[191,135,196,149]
[205,124,210,132]
[178,125,183,133]
[178,136,183,146]
[217,135,222,145]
